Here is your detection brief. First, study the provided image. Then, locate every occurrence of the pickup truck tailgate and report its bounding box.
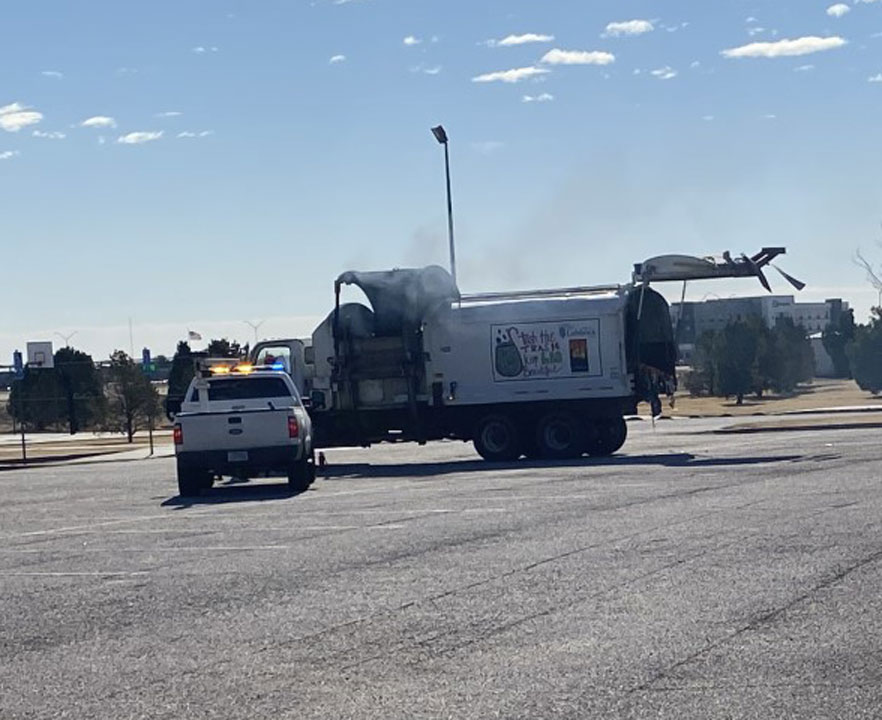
[177,408,298,452]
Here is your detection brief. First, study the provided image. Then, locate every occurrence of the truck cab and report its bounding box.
[249,338,313,397]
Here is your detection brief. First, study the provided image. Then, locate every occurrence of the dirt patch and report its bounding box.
[0,432,172,465]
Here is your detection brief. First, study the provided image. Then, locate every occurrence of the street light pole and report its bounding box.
[431,125,457,286]
[244,320,264,345]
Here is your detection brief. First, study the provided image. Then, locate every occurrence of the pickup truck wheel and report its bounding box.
[587,417,627,457]
[177,466,206,497]
[287,456,314,493]
[536,412,585,460]
[474,414,520,462]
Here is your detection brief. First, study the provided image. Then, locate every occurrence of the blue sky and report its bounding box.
[2,0,882,360]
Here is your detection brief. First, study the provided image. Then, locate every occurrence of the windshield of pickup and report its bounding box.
[206,377,295,402]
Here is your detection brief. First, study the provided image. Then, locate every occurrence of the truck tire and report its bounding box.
[474,414,520,462]
[536,412,585,460]
[177,464,208,497]
[288,452,315,493]
[587,417,627,457]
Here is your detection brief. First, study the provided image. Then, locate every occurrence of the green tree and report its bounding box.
[848,309,882,395]
[822,309,855,379]
[766,318,814,393]
[54,346,104,433]
[166,341,195,418]
[105,350,160,442]
[712,321,759,405]
[8,366,63,430]
[206,338,243,358]
[685,330,717,396]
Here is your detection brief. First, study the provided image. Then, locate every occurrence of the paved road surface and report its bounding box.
[1,419,881,719]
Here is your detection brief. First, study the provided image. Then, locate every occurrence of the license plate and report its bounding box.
[227,450,248,463]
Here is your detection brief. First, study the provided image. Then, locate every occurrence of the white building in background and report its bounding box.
[670,296,850,368]
[757,296,842,334]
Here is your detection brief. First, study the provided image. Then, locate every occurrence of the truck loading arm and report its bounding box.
[632,247,805,293]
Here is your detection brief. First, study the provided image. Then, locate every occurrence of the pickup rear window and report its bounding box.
[207,377,294,401]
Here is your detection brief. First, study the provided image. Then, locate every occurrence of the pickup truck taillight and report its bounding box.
[173,424,183,445]
[287,415,299,438]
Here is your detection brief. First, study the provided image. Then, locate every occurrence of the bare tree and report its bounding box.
[854,227,882,309]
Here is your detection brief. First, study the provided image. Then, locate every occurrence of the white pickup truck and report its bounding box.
[173,368,315,497]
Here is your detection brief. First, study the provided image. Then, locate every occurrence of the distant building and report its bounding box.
[670,296,848,365]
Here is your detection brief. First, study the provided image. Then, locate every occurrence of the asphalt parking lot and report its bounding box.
[2,419,881,719]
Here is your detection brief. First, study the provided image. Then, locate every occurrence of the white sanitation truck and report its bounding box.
[249,248,801,461]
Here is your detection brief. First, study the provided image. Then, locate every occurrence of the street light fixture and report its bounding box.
[431,124,457,286]
[244,320,264,345]
[54,331,77,347]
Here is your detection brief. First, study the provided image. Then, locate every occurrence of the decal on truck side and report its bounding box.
[492,319,602,382]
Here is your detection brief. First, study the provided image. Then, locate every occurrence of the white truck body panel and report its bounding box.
[423,293,632,407]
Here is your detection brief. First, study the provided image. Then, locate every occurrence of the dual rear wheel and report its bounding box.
[472,412,627,462]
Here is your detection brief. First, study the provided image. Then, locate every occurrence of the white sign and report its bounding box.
[26,341,54,368]
[491,319,602,382]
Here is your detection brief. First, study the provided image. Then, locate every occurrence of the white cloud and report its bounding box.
[403,35,422,46]
[177,130,214,138]
[690,60,701,69]
[81,116,117,129]
[721,36,847,58]
[794,64,815,72]
[702,115,715,121]
[472,141,504,155]
[747,27,766,37]
[155,111,182,118]
[522,93,554,103]
[827,4,851,17]
[651,66,678,80]
[192,46,218,54]
[602,20,654,38]
[490,33,555,47]
[869,73,882,82]
[0,102,43,132]
[116,131,163,145]
[329,54,347,64]
[746,17,758,23]
[540,48,615,66]
[0,150,20,160]
[472,66,550,83]
[41,70,63,79]
[422,66,442,75]
[33,130,66,139]
[763,114,777,119]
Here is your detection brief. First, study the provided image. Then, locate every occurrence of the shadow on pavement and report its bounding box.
[319,452,807,480]
[161,482,308,509]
